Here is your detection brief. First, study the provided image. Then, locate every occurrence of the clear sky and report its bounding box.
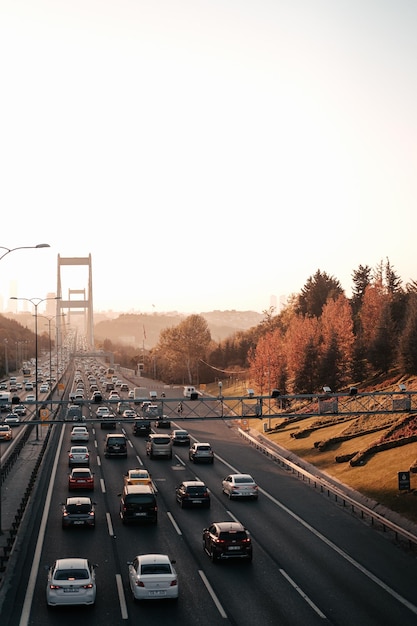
[1,1,416,315]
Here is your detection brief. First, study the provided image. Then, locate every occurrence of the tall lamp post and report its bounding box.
[0,243,50,535]
[10,296,61,440]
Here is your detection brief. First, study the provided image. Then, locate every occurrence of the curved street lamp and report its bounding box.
[10,296,61,440]
[0,243,50,262]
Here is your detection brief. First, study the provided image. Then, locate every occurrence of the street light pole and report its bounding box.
[10,296,61,440]
[0,243,51,535]
[0,243,50,262]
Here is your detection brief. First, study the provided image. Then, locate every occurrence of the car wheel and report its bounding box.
[210,548,218,563]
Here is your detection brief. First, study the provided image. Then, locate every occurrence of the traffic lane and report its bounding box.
[163,428,417,624]
[27,424,127,626]
[99,449,235,624]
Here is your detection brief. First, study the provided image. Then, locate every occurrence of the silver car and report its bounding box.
[46,557,96,606]
[68,445,90,467]
[222,473,258,500]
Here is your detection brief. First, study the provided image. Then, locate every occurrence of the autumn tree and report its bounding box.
[248,328,287,395]
[157,314,212,384]
[297,270,344,318]
[319,294,354,389]
[284,315,320,393]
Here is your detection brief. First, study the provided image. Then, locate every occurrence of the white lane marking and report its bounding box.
[280,569,326,619]
[198,570,228,619]
[106,511,114,536]
[100,477,106,493]
[167,511,182,535]
[115,573,129,619]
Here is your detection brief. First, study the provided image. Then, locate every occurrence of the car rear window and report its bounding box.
[55,569,89,580]
[153,437,170,444]
[126,495,155,504]
[187,487,206,495]
[141,564,171,574]
[219,531,247,541]
[66,504,92,514]
[235,477,253,483]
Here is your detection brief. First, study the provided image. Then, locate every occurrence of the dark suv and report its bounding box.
[133,418,151,437]
[203,521,252,563]
[104,434,127,458]
[119,484,157,524]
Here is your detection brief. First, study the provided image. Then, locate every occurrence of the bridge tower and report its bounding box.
[56,254,94,348]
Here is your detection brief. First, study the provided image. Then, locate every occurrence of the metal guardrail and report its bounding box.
[238,428,417,550]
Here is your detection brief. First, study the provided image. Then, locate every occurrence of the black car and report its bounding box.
[133,418,151,436]
[62,497,96,529]
[175,480,210,508]
[203,521,252,563]
[171,429,190,445]
[119,485,158,524]
[104,434,127,457]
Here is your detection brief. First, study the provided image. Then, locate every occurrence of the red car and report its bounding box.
[68,468,94,491]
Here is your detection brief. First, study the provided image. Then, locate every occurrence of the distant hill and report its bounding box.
[93,310,263,349]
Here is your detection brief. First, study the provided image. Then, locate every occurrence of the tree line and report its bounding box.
[102,259,417,393]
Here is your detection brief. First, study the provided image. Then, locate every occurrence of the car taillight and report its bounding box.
[170,579,178,587]
[69,454,73,459]
[83,583,93,589]
[135,580,145,587]
[214,537,225,544]
[242,537,251,544]
[49,584,61,589]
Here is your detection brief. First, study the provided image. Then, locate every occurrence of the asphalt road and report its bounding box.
[2,371,417,625]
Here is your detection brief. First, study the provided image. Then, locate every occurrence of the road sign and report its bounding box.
[40,408,49,421]
[398,471,410,491]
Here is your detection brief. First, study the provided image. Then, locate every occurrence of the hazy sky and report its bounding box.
[1,1,416,315]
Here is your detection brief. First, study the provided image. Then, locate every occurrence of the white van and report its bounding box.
[183,386,197,398]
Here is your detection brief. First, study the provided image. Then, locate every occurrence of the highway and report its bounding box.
[2,369,417,625]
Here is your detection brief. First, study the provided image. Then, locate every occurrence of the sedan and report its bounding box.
[68,468,95,491]
[171,429,190,445]
[222,473,258,500]
[3,413,20,426]
[124,468,153,487]
[175,480,210,508]
[13,404,27,417]
[39,384,49,393]
[122,409,137,419]
[0,425,12,441]
[70,426,89,442]
[62,497,96,528]
[26,394,36,403]
[68,446,90,467]
[46,558,96,606]
[127,554,179,601]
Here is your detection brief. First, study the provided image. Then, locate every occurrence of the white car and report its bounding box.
[70,426,89,442]
[46,557,96,606]
[4,413,20,426]
[40,384,50,393]
[222,473,258,500]
[128,554,179,601]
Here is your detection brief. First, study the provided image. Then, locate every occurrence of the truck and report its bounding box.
[134,387,148,405]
